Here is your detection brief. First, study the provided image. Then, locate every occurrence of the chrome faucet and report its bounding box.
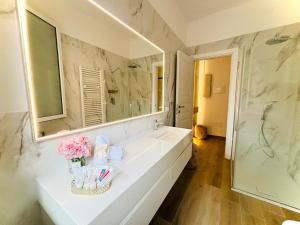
[153,119,164,130]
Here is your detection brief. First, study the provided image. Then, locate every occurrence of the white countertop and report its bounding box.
[37,126,192,225]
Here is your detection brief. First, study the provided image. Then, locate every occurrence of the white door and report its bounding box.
[175,50,194,129]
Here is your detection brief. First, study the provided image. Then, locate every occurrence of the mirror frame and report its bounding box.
[16,0,165,142]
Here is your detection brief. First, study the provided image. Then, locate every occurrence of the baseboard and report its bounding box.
[231,187,300,214]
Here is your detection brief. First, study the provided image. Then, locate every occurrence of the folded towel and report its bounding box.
[93,135,110,164]
[95,135,110,146]
[109,145,124,161]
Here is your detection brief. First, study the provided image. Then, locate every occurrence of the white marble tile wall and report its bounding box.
[93,0,187,125]
[128,54,163,116]
[0,0,187,224]
[188,22,300,209]
[37,113,164,177]
[39,34,164,137]
[38,33,132,136]
[0,112,42,225]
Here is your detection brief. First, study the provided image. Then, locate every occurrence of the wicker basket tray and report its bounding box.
[71,180,111,195]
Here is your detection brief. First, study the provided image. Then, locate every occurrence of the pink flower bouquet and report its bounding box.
[58,135,92,166]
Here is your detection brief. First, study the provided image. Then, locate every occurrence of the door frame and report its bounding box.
[192,48,239,160]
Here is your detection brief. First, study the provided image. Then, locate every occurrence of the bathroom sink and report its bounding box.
[119,138,173,169]
[37,126,192,225]
[149,126,191,143]
[148,129,168,139]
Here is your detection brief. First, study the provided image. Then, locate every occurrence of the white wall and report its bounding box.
[187,0,300,46]
[147,0,187,44]
[27,0,131,58]
[0,10,28,112]
[27,0,160,59]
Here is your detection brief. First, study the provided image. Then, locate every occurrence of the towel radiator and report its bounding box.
[79,66,106,127]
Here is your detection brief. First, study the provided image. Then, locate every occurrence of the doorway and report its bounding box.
[193,49,238,160]
[193,55,232,158]
[175,49,239,160]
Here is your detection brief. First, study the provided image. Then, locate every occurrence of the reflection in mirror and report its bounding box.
[19,0,164,140]
[26,9,66,122]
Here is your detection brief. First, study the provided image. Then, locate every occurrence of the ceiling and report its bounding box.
[0,0,15,12]
[26,0,161,58]
[148,0,260,45]
[175,0,254,21]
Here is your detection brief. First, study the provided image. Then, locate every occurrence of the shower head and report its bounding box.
[265,33,291,45]
[128,63,141,69]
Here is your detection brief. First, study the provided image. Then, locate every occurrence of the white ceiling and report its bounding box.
[148,0,256,45]
[175,0,254,21]
[26,0,161,59]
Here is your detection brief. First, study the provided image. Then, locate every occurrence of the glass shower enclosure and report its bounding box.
[232,22,300,210]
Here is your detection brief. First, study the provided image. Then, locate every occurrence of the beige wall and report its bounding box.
[195,56,231,137]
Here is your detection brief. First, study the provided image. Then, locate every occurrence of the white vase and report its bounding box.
[68,157,86,173]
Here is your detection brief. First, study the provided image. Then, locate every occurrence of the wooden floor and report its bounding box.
[150,136,300,225]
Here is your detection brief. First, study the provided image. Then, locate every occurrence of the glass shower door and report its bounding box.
[232,22,300,210]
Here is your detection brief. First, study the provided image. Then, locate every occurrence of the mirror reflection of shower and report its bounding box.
[126,55,163,117]
[128,62,146,117]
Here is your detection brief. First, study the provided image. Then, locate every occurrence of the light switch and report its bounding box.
[213,86,225,94]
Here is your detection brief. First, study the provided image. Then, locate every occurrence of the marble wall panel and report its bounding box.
[38,34,163,136]
[94,0,187,125]
[188,22,300,209]
[38,34,131,136]
[0,112,42,225]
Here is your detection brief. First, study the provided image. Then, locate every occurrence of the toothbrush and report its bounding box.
[99,169,106,177]
[99,169,107,181]
[99,171,112,187]
[99,170,109,182]
[101,170,110,179]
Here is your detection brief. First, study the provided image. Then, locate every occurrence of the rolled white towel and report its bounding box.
[95,135,110,146]
[93,135,110,164]
[109,145,124,161]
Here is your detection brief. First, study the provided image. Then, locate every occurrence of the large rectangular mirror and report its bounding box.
[17,0,164,141]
